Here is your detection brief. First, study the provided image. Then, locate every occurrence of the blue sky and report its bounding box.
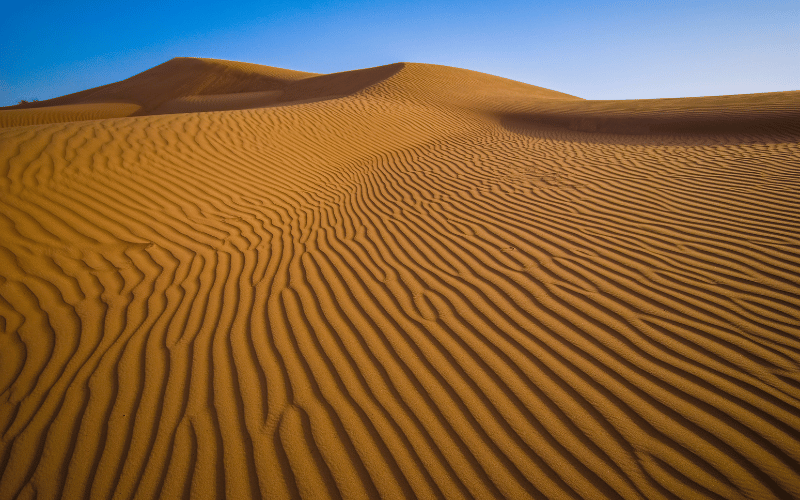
[1,0,798,106]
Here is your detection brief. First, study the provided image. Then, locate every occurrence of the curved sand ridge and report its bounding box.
[1,60,800,499]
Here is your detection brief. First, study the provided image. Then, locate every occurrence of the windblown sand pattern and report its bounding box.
[2,59,800,500]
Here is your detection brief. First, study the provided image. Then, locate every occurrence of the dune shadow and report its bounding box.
[499,95,800,145]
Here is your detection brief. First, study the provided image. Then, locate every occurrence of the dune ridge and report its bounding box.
[1,60,800,499]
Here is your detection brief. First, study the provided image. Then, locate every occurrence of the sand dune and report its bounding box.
[1,58,407,122]
[1,58,800,499]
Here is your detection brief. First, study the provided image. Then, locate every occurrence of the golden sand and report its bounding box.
[1,58,800,499]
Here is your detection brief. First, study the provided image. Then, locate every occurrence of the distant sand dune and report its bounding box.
[5,57,317,116]
[1,59,800,499]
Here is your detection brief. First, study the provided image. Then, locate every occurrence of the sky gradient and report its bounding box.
[2,0,798,106]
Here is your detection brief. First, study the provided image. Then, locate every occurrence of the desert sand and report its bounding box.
[2,57,800,499]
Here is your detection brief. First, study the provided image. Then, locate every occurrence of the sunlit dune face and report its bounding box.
[1,58,800,500]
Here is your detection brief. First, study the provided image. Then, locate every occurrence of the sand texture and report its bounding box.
[2,58,800,499]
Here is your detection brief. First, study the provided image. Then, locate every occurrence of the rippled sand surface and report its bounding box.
[2,58,800,499]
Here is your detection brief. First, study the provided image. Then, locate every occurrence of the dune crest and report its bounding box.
[1,59,800,499]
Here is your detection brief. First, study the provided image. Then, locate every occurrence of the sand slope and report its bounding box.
[2,60,800,500]
[0,103,143,128]
[1,58,412,123]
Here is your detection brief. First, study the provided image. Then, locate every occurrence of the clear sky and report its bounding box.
[2,0,798,106]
